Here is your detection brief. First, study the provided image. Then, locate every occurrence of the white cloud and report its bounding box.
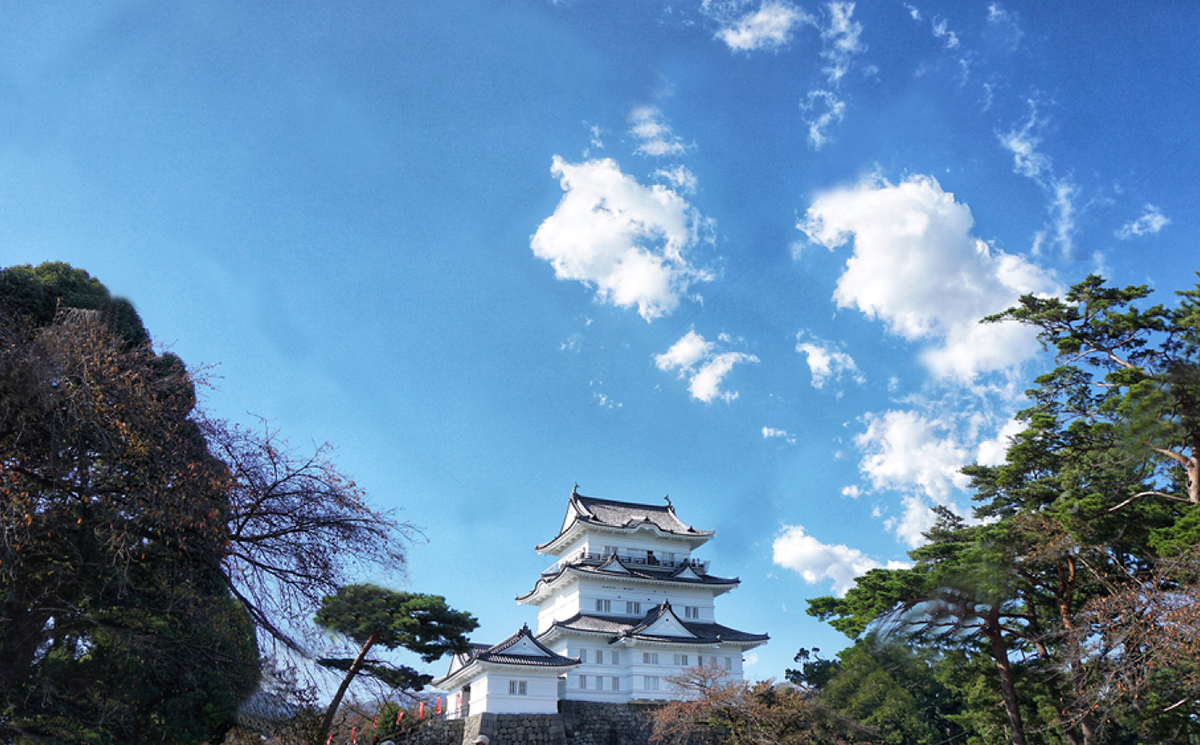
[998,111,1050,181]
[998,102,1079,258]
[853,408,1024,546]
[975,416,1024,466]
[905,4,921,21]
[803,90,847,150]
[855,410,972,501]
[714,1,809,52]
[1116,204,1170,239]
[656,330,759,403]
[654,164,698,195]
[986,3,1023,49]
[796,332,864,388]
[931,17,959,49]
[841,485,861,498]
[793,3,867,150]
[763,426,796,444]
[772,524,906,596]
[820,2,865,83]
[800,174,1058,381]
[531,156,713,320]
[629,106,686,157]
[885,494,941,548]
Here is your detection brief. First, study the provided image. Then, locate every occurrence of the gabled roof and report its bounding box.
[516,555,740,605]
[538,602,769,650]
[433,624,579,691]
[537,490,714,554]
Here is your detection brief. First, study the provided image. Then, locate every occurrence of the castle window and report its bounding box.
[643,676,659,690]
[643,652,658,664]
[508,680,527,695]
[626,601,641,615]
[595,599,611,613]
[611,676,620,690]
[685,606,699,619]
[673,654,689,666]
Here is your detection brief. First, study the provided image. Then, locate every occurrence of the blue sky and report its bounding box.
[2,1,1196,679]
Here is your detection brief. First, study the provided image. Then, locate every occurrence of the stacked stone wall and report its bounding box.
[559,700,659,745]
[469,711,567,744]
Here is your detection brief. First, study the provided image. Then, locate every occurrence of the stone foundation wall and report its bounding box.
[470,711,568,745]
[559,700,660,745]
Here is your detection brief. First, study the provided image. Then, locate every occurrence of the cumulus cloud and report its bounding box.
[796,332,864,388]
[975,416,1024,466]
[885,494,941,548]
[656,329,759,403]
[773,524,906,595]
[855,410,972,501]
[630,106,686,157]
[531,156,713,320]
[1116,204,1170,239]
[852,408,1026,545]
[714,1,810,52]
[800,174,1058,381]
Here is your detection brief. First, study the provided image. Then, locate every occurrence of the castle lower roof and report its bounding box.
[433,624,580,690]
[538,602,769,651]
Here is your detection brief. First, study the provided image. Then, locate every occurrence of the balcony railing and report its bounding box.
[543,550,708,577]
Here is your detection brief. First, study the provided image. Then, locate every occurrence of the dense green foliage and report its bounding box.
[313,585,477,745]
[806,275,1200,745]
[1,263,260,743]
[2,263,416,743]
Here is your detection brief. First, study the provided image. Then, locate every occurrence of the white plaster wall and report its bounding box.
[474,672,561,715]
[572,575,716,622]
[547,633,754,705]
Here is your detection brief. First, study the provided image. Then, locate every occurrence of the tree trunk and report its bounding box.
[317,633,376,745]
[985,612,1028,745]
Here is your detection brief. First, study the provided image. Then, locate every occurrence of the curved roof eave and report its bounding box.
[516,565,739,604]
[536,520,713,555]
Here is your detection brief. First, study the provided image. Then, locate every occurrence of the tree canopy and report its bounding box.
[807,275,1200,745]
[313,585,477,745]
[1,263,416,743]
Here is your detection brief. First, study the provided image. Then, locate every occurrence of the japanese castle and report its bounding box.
[434,489,768,716]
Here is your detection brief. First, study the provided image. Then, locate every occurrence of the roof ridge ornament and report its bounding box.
[664,494,671,508]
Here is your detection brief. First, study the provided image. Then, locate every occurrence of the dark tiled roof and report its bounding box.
[544,605,769,646]
[538,492,714,551]
[516,556,739,603]
[569,494,711,536]
[458,624,580,668]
